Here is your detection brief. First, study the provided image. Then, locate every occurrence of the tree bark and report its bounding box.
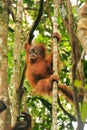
[0,0,10,129]
[77,2,87,55]
[77,2,87,107]
[52,0,59,129]
[9,0,23,126]
[67,0,84,129]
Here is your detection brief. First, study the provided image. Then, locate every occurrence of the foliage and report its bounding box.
[7,0,87,129]
[81,102,87,122]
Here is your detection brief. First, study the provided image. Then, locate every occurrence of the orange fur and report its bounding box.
[24,40,75,103]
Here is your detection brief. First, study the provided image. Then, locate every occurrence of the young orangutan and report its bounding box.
[24,32,74,103]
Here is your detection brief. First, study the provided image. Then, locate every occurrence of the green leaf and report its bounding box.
[84,84,87,91]
[81,101,87,122]
[74,80,82,88]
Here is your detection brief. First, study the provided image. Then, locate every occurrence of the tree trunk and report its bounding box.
[67,0,84,129]
[9,0,23,126]
[52,0,59,129]
[0,1,10,129]
[77,2,87,108]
